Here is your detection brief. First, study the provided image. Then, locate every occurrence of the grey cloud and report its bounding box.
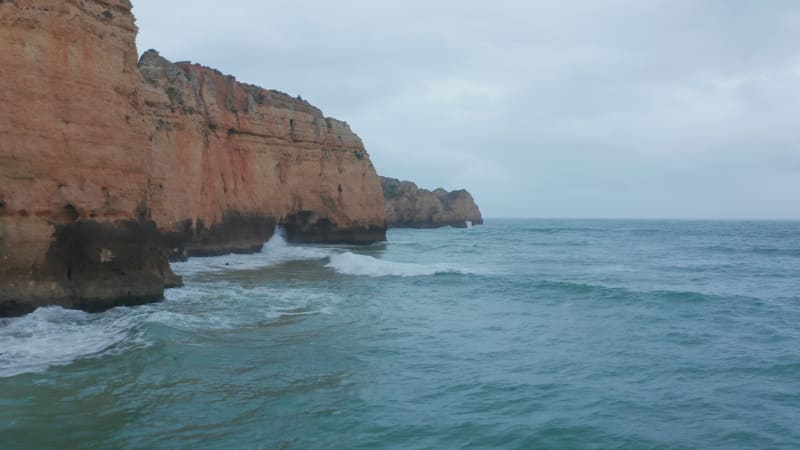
[134,0,800,219]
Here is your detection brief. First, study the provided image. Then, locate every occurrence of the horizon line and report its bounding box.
[482,216,800,222]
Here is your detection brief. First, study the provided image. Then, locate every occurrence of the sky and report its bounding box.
[133,1,800,219]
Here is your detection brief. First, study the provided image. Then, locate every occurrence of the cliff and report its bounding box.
[0,0,386,316]
[0,0,180,316]
[138,50,386,256]
[381,177,483,228]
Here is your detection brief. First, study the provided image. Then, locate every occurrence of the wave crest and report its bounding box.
[0,307,145,378]
[172,230,330,276]
[326,252,474,277]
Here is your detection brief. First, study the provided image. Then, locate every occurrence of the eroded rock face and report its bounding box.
[381,177,483,228]
[138,50,386,256]
[0,0,178,316]
[0,0,386,316]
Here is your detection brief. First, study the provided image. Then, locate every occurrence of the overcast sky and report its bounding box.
[134,1,800,219]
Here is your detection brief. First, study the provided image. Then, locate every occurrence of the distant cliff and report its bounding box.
[381,177,483,228]
[0,0,386,316]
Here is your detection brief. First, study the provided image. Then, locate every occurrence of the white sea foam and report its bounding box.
[326,251,476,277]
[171,229,330,276]
[2,233,452,378]
[0,307,146,378]
[261,228,331,261]
[145,284,338,330]
[0,283,341,378]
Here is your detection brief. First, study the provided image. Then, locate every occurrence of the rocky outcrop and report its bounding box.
[381,177,483,228]
[0,0,386,316]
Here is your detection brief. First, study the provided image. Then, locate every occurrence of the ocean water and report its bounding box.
[1,219,799,449]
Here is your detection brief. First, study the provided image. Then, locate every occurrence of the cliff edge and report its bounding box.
[381,177,483,228]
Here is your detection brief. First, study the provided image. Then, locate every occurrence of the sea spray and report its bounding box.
[171,228,330,276]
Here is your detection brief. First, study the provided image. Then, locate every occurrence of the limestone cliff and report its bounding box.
[381,177,483,228]
[0,0,386,316]
[0,0,178,316]
[138,51,386,256]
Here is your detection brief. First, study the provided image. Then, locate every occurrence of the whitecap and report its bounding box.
[325,252,476,277]
[0,307,145,378]
[171,229,330,276]
[261,228,331,261]
[144,284,340,331]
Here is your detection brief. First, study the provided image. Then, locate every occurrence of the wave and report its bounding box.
[0,307,146,378]
[532,279,765,304]
[0,283,341,378]
[520,227,602,234]
[172,229,330,276]
[262,229,331,260]
[0,231,360,378]
[749,247,800,257]
[147,285,338,330]
[703,245,800,258]
[326,251,476,277]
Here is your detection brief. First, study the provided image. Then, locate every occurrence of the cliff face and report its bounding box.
[0,0,386,316]
[381,177,483,228]
[0,0,178,316]
[138,51,386,256]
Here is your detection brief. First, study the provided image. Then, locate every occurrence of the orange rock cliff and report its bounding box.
[0,0,386,316]
[138,50,386,256]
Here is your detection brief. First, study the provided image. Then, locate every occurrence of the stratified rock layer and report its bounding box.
[0,0,386,316]
[381,177,483,228]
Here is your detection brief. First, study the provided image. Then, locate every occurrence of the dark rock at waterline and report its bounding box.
[160,212,277,260]
[282,211,388,245]
[0,219,180,317]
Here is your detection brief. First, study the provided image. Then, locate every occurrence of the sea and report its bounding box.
[1,219,799,449]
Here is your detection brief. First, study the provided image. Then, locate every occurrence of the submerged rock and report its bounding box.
[381,177,483,228]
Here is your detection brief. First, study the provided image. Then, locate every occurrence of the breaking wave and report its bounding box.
[0,230,486,377]
[171,230,330,276]
[326,251,476,277]
[0,283,341,378]
[0,307,147,378]
[147,284,338,330]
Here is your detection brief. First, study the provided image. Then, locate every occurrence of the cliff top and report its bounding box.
[137,49,353,130]
[380,176,471,201]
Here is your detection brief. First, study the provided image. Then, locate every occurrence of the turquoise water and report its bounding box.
[2,220,799,449]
